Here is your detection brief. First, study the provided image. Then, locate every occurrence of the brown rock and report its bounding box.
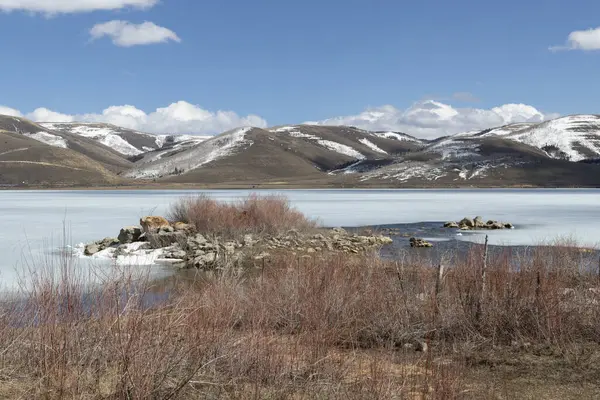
[140,216,170,233]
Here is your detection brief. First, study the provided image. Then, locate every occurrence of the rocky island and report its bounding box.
[84,215,394,269]
[444,216,514,230]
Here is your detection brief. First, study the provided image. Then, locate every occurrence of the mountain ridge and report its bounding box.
[1,113,600,188]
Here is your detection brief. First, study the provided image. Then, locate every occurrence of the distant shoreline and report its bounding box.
[1,182,594,191]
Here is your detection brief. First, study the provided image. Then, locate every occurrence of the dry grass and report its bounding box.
[0,208,599,398]
[166,194,318,238]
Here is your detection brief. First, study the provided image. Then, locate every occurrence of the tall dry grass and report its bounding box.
[166,194,317,238]
[0,227,598,397]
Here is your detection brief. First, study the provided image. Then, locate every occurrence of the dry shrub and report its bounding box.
[1,232,599,398]
[167,193,317,238]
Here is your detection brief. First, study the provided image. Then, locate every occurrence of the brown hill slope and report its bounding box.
[0,131,121,186]
[0,116,132,173]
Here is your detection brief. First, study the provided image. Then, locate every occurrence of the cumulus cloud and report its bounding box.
[27,108,74,122]
[90,20,181,47]
[0,0,157,14]
[0,106,22,117]
[550,27,600,51]
[308,100,559,139]
[7,101,267,135]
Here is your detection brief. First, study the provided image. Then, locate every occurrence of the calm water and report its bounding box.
[1,188,599,291]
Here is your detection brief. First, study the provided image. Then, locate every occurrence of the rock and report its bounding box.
[409,237,433,248]
[504,223,514,229]
[474,216,486,228]
[167,249,187,260]
[83,237,119,256]
[192,252,217,269]
[243,234,255,247]
[331,227,347,235]
[118,226,142,244]
[99,237,119,248]
[378,236,393,245]
[488,222,504,230]
[149,231,186,248]
[173,222,193,232]
[459,218,475,228]
[84,244,100,256]
[160,225,175,233]
[140,216,170,233]
[443,222,460,228]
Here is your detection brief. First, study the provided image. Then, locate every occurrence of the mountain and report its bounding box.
[125,125,424,182]
[40,122,163,157]
[0,116,132,173]
[2,113,600,188]
[0,130,120,186]
[471,115,600,161]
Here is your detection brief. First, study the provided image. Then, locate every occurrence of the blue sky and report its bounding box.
[0,0,598,137]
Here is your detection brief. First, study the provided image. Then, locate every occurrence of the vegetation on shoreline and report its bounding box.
[0,196,599,398]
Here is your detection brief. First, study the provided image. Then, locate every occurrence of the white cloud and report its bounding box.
[7,101,267,135]
[27,108,74,122]
[0,0,157,14]
[308,100,559,139]
[90,20,181,47]
[0,106,22,117]
[550,27,600,51]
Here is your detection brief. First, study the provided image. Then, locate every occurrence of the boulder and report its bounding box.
[459,218,475,228]
[443,222,460,228]
[409,237,433,248]
[140,216,170,233]
[488,222,504,230]
[166,249,187,260]
[160,225,175,233]
[173,222,194,233]
[118,226,142,244]
[504,223,514,229]
[84,244,100,256]
[149,231,186,248]
[192,252,217,269]
[378,236,393,245]
[474,216,486,228]
[243,234,255,247]
[98,237,119,248]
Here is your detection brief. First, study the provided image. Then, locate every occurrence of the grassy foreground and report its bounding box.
[0,196,599,399]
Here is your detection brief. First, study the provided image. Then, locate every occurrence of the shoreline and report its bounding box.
[2,183,599,191]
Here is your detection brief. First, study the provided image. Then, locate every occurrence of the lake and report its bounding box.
[1,188,599,291]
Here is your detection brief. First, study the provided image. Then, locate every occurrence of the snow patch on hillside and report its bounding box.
[317,140,365,159]
[23,132,68,149]
[67,126,143,156]
[126,127,253,179]
[359,138,387,154]
[272,126,365,158]
[360,162,446,182]
[426,138,480,160]
[371,131,420,142]
[507,115,600,161]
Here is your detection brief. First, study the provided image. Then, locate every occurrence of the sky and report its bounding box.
[0,0,598,138]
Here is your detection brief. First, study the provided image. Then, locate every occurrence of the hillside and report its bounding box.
[2,113,600,188]
[125,125,424,182]
[0,130,121,186]
[472,115,600,161]
[0,116,132,173]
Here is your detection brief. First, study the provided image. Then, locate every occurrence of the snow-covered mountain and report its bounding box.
[3,112,600,188]
[464,115,600,162]
[40,123,164,156]
[125,125,425,181]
